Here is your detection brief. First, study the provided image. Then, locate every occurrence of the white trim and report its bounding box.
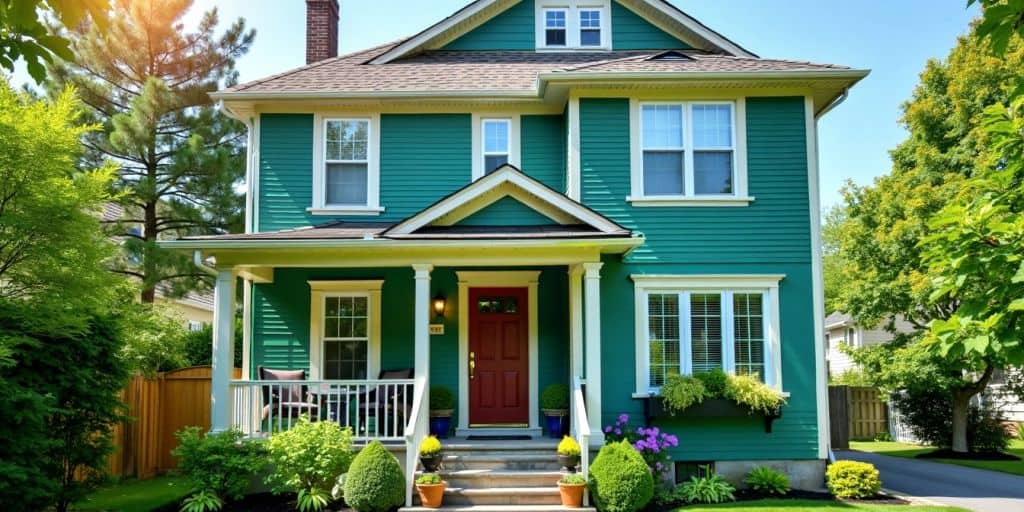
[472,114,521,181]
[582,262,604,445]
[567,95,581,200]
[806,96,829,459]
[569,266,584,379]
[385,165,625,235]
[630,274,784,394]
[456,271,541,432]
[311,114,382,214]
[163,235,641,251]
[629,98,748,204]
[252,115,261,232]
[241,279,252,379]
[210,269,237,432]
[535,1,612,51]
[307,280,384,381]
[617,0,755,57]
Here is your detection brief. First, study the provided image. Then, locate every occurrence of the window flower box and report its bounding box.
[638,396,781,433]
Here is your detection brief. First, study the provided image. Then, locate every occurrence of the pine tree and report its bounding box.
[47,0,255,302]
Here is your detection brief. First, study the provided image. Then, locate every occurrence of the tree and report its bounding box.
[0,0,109,82]
[822,204,851,313]
[833,24,1024,452]
[47,0,254,302]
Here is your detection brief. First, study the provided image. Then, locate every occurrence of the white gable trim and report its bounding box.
[370,0,754,65]
[385,165,624,235]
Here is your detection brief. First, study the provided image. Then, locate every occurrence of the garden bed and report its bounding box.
[916,449,1021,461]
[151,493,354,512]
[645,489,909,512]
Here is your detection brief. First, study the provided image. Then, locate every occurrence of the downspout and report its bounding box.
[193,250,217,276]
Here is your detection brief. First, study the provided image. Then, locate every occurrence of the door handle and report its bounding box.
[469,351,476,380]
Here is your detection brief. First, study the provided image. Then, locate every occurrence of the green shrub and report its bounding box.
[661,374,707,413]
[826,460,881,499]
[265,416,355,509]
[343,441,406,512]
[678,471,736,504]
[873,431,893,442]
[743,466,790,496]
[557,435,581,456]
[560,473,587,485]
[416,473,442,485]
[695,368,728,396]
[430,386,455,411]
[172,427,264,502]
[724,374,786,415]
[541,383,570,410]
[891,390,1011,451]
[180,490,223,512]
[588,441,654,512]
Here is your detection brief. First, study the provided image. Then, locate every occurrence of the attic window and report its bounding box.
[544,9,567,47]
[649,51,693,61]
[536,1,610,50]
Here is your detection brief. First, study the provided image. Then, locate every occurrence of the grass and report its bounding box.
[75,475,189,512]
[674,499,967,511]
[849,439,1024,476]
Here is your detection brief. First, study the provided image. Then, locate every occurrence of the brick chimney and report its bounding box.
[306,0,339,65]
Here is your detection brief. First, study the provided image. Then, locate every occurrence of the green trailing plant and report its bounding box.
[430,386,455,411]
[695,369,728,396]
[587,441,654,512]
[265,416,355,510]
[179,490,223,512]
[724,374,786,415]
[419,435,442,456]
[541,383,570,410]
[343,440,406,512]
[416,473,442,485]
[678,471,736,504]
[560,473,587,485]
[660,374,707,413]
[743,467,790,496]
[557,435,581,456]
[826,460,881,499]
[172,427,264,503]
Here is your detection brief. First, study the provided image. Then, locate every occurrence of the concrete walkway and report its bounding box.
[836,450,1024,512]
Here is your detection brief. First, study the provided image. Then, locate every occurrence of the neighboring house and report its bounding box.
[102,203,214,330]
[164,0,868,502]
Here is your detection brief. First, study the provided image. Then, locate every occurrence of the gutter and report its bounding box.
[192,250,217,276]
[816,87,851,119]
[540,69,871,83]
[161,236,643,252]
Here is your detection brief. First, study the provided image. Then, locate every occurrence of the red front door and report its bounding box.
[469,287,529,426]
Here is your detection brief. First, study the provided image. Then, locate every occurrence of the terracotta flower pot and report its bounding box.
[558,482,586,508]
[416,482,446,509]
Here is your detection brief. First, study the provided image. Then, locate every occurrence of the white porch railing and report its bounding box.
[572,376,591,506]
[229,379,415,441]
[403,376,429,507]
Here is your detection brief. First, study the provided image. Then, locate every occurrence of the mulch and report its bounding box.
[916,449,1021,461]
[151,493,356,512]
[644,489,909,511]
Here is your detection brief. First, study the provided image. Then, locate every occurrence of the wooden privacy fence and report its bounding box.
[105,366,240,479]
[828,385,888,449]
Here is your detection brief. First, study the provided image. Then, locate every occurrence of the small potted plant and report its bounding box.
[541,383,569,438]
[556,435,581,472]
[415,472,446,508]
[419,435,443,472]
[558,473,587,507]
[429,386,455,439]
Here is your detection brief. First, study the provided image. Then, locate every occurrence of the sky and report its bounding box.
[14,0,981,209]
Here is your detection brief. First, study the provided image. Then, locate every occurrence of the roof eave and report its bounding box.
[160,236,644,252]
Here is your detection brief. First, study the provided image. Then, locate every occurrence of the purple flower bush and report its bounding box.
[603,413,678,484]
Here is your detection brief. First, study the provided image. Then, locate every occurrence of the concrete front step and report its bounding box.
[440,453,561,471]
[442,486,561,506]
[400,506,595,512]
[423,469,564,489]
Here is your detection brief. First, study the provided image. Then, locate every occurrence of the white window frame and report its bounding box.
[309,114,383,215]
[631,274,784,396]
[535,1,611,50]
[471,113,521,181]
[187,320,204,332]
[577,8,604,47]
[308,280,383,381]
[628,98,752,206]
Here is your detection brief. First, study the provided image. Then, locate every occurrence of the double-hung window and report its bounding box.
[631,100,749,205]
[311,115,382,215]
[483,119,511,174]
[579,9,602,47]
[544,9,568,47]
[633,275,782,394]
[308,280,382,381]
[536,2,610,49]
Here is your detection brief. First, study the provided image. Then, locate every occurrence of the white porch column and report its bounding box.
[583,262,603,443]
[569,265,584,380]
[210,269,237,433]
[413,264,433,434]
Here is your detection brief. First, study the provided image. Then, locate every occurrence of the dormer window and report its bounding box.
[536,1,610,50]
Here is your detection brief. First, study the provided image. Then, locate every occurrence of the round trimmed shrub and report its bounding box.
[826,460,881,499]
[541,383,570,410]
[588,441,654,512]
[430,386,455,411]
[343,441,406,512]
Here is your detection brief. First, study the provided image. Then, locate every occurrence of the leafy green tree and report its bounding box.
[822,204,851,313]
[834,25,1024,452]
[0,0,109,82]
[47,0,254,302]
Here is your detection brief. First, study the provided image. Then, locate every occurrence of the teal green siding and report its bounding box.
[252,266,569,433]
[258,114,315,232]
[611,1,690,50]
[442,1,534,50]
[459,196,558,226]
[521,114,566,191]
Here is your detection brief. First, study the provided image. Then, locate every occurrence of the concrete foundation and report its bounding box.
[711,459,827,491]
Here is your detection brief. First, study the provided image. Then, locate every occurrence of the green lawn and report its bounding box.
[674,499,966,511]
[75,476,189,512]
[849,439,1024,476]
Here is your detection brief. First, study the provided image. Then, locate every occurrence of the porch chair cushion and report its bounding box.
[258,366,307,403]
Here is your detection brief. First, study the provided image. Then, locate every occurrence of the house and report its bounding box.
[163,0,867,504]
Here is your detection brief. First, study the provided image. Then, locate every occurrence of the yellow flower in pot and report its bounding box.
[556,435,581,472]
[419,435,443,472]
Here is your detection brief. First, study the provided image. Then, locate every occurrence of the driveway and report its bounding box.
[835,450,1024,512]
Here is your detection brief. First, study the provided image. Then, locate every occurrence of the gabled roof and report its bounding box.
[384,164,629,236]
[369,0,757,65]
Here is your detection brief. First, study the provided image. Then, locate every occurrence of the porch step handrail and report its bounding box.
[572,376,591,506]
[403,375,429,508]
